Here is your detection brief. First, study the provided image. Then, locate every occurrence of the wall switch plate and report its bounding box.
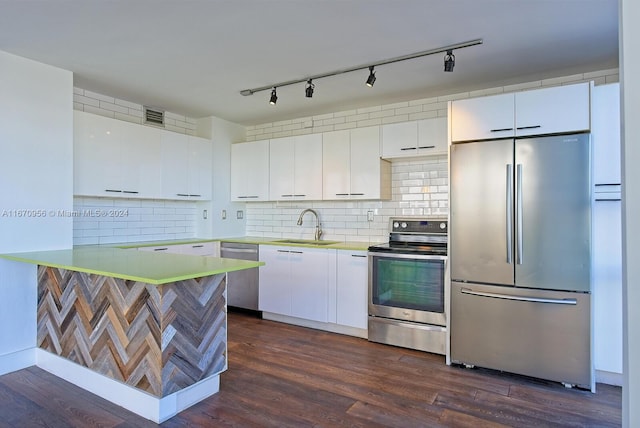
[203,209,208,220]
[237,210,244,219]
[367,210,374,222]
[221,209,226,220]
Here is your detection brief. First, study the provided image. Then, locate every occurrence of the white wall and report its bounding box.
[620,0,639,425]
[197,116,248,238]
[0,50,73,372]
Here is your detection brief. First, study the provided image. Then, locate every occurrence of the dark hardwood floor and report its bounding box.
[0,311,622,427]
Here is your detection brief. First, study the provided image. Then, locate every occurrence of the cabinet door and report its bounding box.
[350,126,386,199]
[258,246,292,315]
[592,83,621,185]
[231,140,270,201]
[293,134,323,200]
[269,136,295,200]
[592,198,623,375]
[289,247,332,323]
[187,136,213,200]
[515,83,590,136]
[336,251,368,329]
[450,93,514,142]
[161,131,190,198]
[120,120,162,198]
[381,121,418,157]
[73,111,123,197]
[322,130,351,199]
[417,117,448,155]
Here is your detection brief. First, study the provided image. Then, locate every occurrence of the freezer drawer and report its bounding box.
[450,281,592,389]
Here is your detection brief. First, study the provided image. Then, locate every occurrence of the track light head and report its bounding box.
[269,87,278,105]
[444,50,455,72]
[366,66,376,87]
[305,79,314,98]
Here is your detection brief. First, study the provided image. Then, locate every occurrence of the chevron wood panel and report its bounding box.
[37,266,227,397]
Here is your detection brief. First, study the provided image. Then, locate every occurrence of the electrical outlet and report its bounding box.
[203,209,208,220]
[237,210,244,219]
[367,210,374,222]
[221,209,226,220]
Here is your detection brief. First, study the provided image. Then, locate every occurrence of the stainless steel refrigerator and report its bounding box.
[449,133,593,390]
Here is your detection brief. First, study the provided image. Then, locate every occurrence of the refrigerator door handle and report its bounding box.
[506,164,513,264]
[460,288,577,305]
[516,163,524,265]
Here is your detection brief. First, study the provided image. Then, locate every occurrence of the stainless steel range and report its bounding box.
[368,217,448,354]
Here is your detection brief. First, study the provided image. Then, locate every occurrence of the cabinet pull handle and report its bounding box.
[350,193,365,196]
[294,194,306,197]
[281,195,293,197]
[335,193,349,196]
[189,194,201,197]
[595,198,621,202]
[400,147,417,151]
[277,250,290,253]
[351,255,367,258]
[238,195,258,199]
[290,250,303,254]
[516,125,542,130]
[154,248,169,251]
[192,245,204,248]
[176,193,190,197]
[122,190,139,194]
[418,145,435,149]
[595,183,621,187]
[461,288,577,305]
[490,128,513,132]
[105,189,122,193]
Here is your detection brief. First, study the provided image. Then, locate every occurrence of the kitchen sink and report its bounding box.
[274,239,340,246]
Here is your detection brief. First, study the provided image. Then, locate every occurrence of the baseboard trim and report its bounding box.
[0,348,36,376]
[595,369,623,387]
[262,312,368,339]
[36,349,221,423]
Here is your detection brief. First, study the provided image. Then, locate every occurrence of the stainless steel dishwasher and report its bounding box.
[220,242,260,311]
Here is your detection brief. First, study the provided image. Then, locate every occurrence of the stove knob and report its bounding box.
[440,222,446,230]
[393,222,400,229]
[401,222,407,228]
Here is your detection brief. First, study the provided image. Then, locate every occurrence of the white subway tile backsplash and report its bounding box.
[73,197,198,245]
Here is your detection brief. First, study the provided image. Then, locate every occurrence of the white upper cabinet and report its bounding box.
[230,139,270,201]
[74,111,162,198]
[160,133,212,200]
[450,93,515,142]
[382,117,448,158]
[323,126,391,200]
[515,83,590,136]
[75,110,211,201]
[591,83,621,186]
[269,134,323,201]
[450,82,590,142]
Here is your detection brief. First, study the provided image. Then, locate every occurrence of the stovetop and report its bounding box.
[368,217,448,256]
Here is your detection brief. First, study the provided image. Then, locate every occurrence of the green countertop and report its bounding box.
[0,247,264,285]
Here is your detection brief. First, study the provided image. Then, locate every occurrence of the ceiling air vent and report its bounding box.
[144,106,165,127]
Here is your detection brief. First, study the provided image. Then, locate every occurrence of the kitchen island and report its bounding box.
[0,247,263,423]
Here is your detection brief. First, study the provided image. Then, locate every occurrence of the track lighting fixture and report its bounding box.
[240,38,482,103]
[444,50,455,72]
[305,79,314,98]
[366,66,376,87]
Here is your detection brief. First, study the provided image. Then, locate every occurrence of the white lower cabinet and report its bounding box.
[259,245,335,323]
[336,250,368,329]
[259,245,368,334]
[136,241,217,256]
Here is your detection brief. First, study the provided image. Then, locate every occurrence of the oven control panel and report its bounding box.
[390,218,448,235]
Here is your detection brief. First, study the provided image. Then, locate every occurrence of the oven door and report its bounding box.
[368,251,447,326]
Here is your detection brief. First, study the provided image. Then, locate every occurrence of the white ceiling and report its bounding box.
[0,0,618,126]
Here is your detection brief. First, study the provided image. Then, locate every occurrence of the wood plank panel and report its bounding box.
[36,266,227,397]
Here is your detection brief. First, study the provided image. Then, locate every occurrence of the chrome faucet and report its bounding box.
[297,208,322,241]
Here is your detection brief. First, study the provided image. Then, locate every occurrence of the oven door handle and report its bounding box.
[367,251,448,261]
